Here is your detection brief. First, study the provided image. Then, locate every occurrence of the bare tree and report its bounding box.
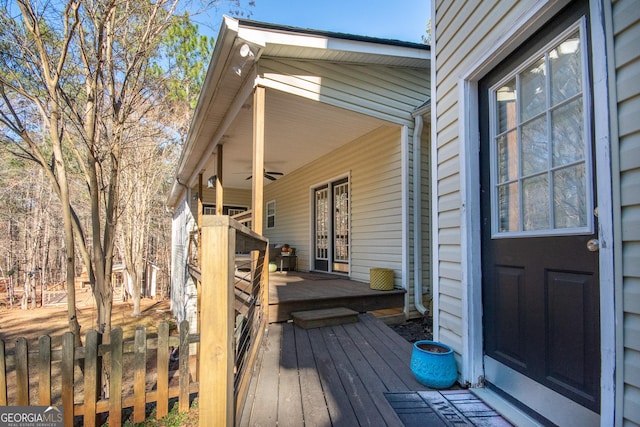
[118,123,177,316]
[0,0,253,340]
[0,0,185,340]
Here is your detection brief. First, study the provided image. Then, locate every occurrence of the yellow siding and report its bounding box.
[263,125,405,286]
[433,0,539,360]
[421,122,432,299]
[189,186,251,217]
[613,0,640,423]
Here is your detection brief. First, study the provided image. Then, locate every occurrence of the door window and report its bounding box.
[315,187,329,261]
[490,21,593,237]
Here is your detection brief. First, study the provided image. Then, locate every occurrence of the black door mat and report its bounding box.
[385,390,513,426]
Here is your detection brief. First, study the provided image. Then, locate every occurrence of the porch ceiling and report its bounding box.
[167,16,428,207]
[199,89,386,190]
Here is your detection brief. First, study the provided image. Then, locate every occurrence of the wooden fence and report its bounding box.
[0,320,199,426]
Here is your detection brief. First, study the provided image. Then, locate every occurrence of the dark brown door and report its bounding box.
[479,1,600,414]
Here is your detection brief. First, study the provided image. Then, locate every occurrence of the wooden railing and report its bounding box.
[230,209,252,226]
[0,320,198,426]
[197,215,269,426]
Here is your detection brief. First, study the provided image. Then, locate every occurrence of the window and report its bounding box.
[202,204,248,216]
[266,200,276,229]
[489,20,593,237]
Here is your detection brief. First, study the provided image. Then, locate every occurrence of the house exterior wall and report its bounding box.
[420,121,432,303]
[170,198,198,332]
[262,125,409,287]
[188,186,251,216]
[432,0,539,357]
[613,0,640,423]
[433,0,636,423]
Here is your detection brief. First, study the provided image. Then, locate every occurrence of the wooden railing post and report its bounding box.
[199,215,235,426]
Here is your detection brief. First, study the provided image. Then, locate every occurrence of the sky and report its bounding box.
[195,0,431,44]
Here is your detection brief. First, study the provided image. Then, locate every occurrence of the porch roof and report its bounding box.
[167,16,430,208]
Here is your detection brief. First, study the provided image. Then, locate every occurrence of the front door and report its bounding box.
[313,178,349,273]
[479,2,600,422]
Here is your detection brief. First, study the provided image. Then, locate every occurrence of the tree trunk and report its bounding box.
[130,266,141,317]
[95,283,113,338]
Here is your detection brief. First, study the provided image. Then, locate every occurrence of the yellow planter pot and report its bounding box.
[369,268,394,291]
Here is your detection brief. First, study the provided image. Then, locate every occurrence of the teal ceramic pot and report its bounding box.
[410,340,457,389]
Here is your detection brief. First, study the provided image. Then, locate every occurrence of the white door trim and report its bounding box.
[455,1,615,424]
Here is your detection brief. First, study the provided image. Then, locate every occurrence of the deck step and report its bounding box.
[291,307,359,329]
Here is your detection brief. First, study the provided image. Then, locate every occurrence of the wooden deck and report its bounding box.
[267,272,405,323]
[239,313,428,426]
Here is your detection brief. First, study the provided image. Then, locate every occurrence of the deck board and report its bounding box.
[308,327,361,426]
[278,324,304,426]
[294,325,332,425]
[248,322,281,424]
[241,313,427,426]
[321,325,385,426]
[268,272,405,323]
[331,325,405,426]
[353,318,425,391]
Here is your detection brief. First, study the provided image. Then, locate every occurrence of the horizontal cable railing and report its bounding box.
[196,215,269,426]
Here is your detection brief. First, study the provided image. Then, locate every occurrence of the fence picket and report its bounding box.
[179,320,189,412]
[0,339,6,405]
[157,322,169,418]
[83,330,100,427]
[133,326,147,423]
[1,320,201,424]
[61,332,74,427]
[38,335,51,405]
[15,337,28,405]
[109,328,123,426]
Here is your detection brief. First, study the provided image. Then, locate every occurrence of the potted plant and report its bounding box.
[281,244,291,256]
[410,340,457,389]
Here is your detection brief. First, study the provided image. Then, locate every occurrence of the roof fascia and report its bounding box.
[236,20,430,62]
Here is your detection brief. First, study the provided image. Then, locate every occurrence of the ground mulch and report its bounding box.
[390,315,434,343]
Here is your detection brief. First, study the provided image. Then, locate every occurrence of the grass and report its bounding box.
[105,398,199,427]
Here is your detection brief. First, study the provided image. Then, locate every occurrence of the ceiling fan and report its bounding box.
[246,170,284,181]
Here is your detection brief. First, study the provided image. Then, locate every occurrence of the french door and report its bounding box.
[313,178,349,273]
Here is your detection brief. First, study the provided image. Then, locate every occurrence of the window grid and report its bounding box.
[266,201,276,229]
[490,22,592,238]
[315,188,328,260]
